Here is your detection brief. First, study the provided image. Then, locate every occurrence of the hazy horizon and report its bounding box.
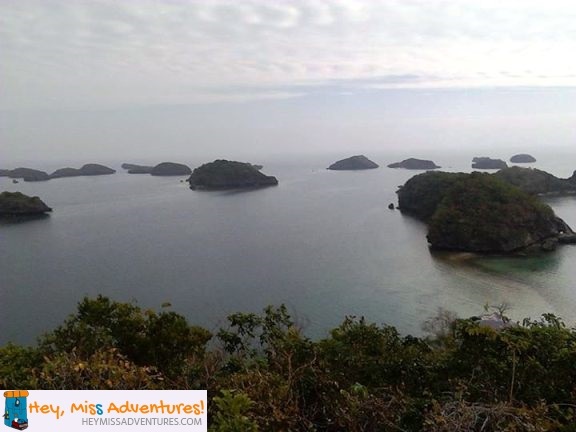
[3,1,576,164]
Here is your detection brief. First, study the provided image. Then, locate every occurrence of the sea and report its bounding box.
[2,150,576,345]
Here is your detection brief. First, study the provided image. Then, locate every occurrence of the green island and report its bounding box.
[2,296,576,431]
[398,171,576,253]
[187,160,278,190]
[0,191,52,216]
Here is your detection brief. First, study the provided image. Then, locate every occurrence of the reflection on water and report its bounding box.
[0,214,51,225]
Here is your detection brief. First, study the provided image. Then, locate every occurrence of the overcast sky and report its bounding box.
[2,0,576,163]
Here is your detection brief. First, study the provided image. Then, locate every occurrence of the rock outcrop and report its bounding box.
[187,160,278,190]
[510,154,537,163]
[397,171,575,253]
[150,162,192,176]
[472,157,508,170]
[493,167,576,196]
[327,155,379,170]
[8,168,50,182]
[0,191,52,216]
[387,158,440,170]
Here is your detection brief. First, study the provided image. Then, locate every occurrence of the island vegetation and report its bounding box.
[0,191,52,216]
[510,154,537,163]
[3,168,50,182]
[150,162,192,176]
[50,164,116,179]
[327,155,379,170]
[188,160,278,190]
[472,157,508,170]
[397,171,576,252]
[2,296,576,431]
[387,158,440,170]
[494,166,576,195]
[121,163,154,174]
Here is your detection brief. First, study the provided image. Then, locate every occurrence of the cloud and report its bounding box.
[3,0,576,109]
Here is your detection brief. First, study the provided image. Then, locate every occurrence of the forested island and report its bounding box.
[397,171,576,253]
[0,191,52,216]
[327,155,379,170]
[188,160,278,190]
[387,158,440,170]
[2,295,575,431]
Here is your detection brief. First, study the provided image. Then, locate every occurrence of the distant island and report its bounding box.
[121,163,154,174]
[510,154,537,163]
[387,158,440,170]
[0,165,116,182]
[397,171,576,253]
[0,191,52,216]
[472,157,508,170]
[327,155,379,170]
[50,164,116,179]
[187,160,278,190]
[150,162,192,176]
[3,168,50,182]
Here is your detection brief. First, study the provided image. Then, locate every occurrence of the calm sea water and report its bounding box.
[2,151,576,345]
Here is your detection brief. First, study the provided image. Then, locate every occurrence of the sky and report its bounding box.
[2,0,576,164]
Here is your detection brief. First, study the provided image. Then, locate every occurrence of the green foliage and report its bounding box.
[427,173,556,252]
[4,296,576,430]
[0,344,40,388]
[210,391,258,432]
[40,295,212,379]
[493,166,576,195]
[397,171,468,220]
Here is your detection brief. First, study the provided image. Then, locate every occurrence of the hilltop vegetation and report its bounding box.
[2,296,576,431]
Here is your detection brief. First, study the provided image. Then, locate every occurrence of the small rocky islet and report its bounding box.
[387,158,440,170]
[187,160,278,190]
[0,191,52,216]
[327,155,379,170]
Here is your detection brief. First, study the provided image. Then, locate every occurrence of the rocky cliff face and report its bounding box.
[327,155,379,170]
[397,171,575,253]
[0,191,52,216]
[187,160,278,190]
